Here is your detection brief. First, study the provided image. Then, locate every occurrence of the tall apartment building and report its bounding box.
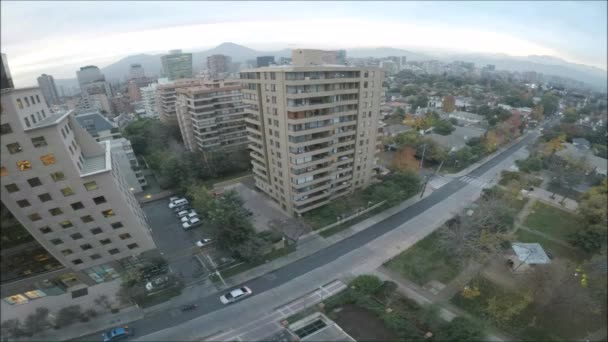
[156,78,203,123]
[207,54,232,78]
[161,50,193,81]
[1,53,15,90]
[129,64,145,80]
[256,56,275,68]
[37,74,60,106]
[240,50,383,215]
[175,79,248,152]
[0,87,156,305]
[140,83,159,118]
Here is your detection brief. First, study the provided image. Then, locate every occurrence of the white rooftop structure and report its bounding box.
[512,243,551,265]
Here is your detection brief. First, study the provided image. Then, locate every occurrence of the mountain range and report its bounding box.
[54,42,607,92]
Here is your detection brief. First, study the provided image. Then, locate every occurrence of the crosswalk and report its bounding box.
[459,175,488,188]
[428,176,451,190]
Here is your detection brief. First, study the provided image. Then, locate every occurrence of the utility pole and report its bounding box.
[419,143,427,170]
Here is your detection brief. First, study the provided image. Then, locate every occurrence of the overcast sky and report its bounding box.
[2,1,606,87]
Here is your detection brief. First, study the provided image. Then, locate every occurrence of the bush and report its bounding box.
[1,319,24,338]
[382,313,423,341]
[84,308,98,318]
[23,307,50,335]
[436,316,485,342]
[55,305,82,327]
[350,275,384,297]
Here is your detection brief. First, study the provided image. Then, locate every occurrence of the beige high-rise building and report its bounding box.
[0,87,156,304]
[175,79,248,152]
[207,55,232,78]
[156,78,203,123]
[240,50,384,215]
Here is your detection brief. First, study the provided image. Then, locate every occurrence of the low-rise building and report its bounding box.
[427,125,486,152]
[448,111,485,125]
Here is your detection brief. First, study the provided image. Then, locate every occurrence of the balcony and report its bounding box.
[252,165,269,181]
[288,134,334,149]
[293,189,331,205]
[250,151,266,164]
[292,181,331,195]
[292,173,332,189]
[286,88,360,100]
[292,162,333,177]
[293,197,331,214]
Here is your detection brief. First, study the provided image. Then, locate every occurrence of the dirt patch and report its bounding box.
[333,304,398,342]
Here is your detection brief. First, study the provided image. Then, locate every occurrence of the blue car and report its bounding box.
[102,326,132,341]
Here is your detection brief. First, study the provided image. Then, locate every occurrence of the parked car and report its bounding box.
[102,326,132,341]
[195,238,212,247]
[169,198,188,209]
[220,286,252,304]
[169,196,180,203]
[176,209,191,218]
[182,217,201,230]
[173,204,190,213]
[180,210,199,222]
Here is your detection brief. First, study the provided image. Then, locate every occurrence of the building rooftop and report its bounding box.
[26,110,73,131]
[512,243,551,265]
[74,111,116,133]
[81,140,112,177]
[427,125,485,151]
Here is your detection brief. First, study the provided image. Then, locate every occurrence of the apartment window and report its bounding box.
[127,243,139,250]
[24,97,30,107]
[40,153,56,165]
[90,227,103,235]
[31,136,48,147]
[50,171,65,181]
[119,233,131,240]
[24,117,30,128]
[28,213,42,222]
[275,141,280,148]
[272,96,277,104]
[61,187,75,196]
[0,123,12,135]
[268,118,272,125]
[50,238,63,245]
[41,109,46,118]
[111,222,123,229]
[93,196,107,205]
[101,209,115,218]
[364,72,369,78]
[49,207,63,216]
[17,160,32,171]
[364,81,368,89]
[84,181,98,191]
[59,220,73,229]
[274,120,279,127]
[16,99,23,109]
[31,114,37,124]
[16,199,30,208]
[0,166,7,176]
[39,226,52,234]
[71,202,85,210]
[30,96,36,104]
[68,145,73,154]
[7,142,22,154]
[72,259,83,265]
[70,233,83,240]
[99,238,111,245]
[38,193,52,202]
[90,254,102,260]
[108,248,120,255]
[5,183,19,193]
[77,162,81,171]
[80,244,93,251]
[36,95,41,103]
[61,249,73,256]
[81,215,94,223]
[27,177,42,187]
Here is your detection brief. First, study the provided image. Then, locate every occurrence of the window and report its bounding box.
[24,117,30,128]
[39,226,52,234]
[27,177,42,187]
[108,248,120,255]
[7,142,22,154]
[59,220,73,229]
[38,193,52,202]
[0,123,12,135]
[5,183,19,193]
[90,227,103,235]
[71,202,85,210]
[24,97,30,107]
[83,181,98,191]
[111,222,123,229]
[1,166,7,176]
[16,199,30,208]
[36,112,42,121]
[119,233,131,240]
[30,96,36,105]
[99,238,111,245]
[61,187,75,196]
[80,244,93,251]
[28,213,42,221]
[72,259,83,265]
[101,209,115,218]
[90,254,102,260]
[40,153,55,165]
[49,207,63,216]
[36,95,41,103]
[81,215,94,223]
[31,114,36,124]
[50,238,63,245]
[41,109,46,118]
[51,171,65,181]
[17,160,32,171]
[127,243,139,250]
[93,196,106,205]
[61,249,73,256]
[68,145,73,154]
[70,233,83,240]
[16,99,23,109]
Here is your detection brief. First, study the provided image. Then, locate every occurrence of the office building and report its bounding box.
[1,53,15,90]
[37,74,60,106]
[207,54,232,78]
[0,87,156,306]
[129,64,145,80]
[256,56,275,68]
[160,49,193,81]
[77,66,105,91]
[175,79,247,152]
[240,49,384,215]
[156,78,203,123]
[336,50,347,65]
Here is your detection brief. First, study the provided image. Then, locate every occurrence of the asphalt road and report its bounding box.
[78,132,536,341]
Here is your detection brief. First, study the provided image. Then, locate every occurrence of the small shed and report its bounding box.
[507,242,551,273]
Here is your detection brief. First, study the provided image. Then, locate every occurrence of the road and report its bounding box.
[78,132,537,341]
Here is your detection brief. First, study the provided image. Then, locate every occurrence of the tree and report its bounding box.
[484,131,499,152]
[442,95,456,113]
[23,307,50,335]
[562,107,580,123]
[531,103,545,121]
[401,84,419,97]
[570,179,608,253]
[187,185,217,219]
[55,305,83,328]
[392,147,419,172]
[433,119,455,135]
[485,290,533,325]
[437,317,485,342]
[541,92,559,116]
[547,155,588,196]
[349,275,383,297]
[1,319,24,339]
[412,95,429,110]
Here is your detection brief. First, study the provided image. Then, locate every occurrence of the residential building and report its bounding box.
[0,87,156,306]
[257,56,275,68]
[1,53,14,90]
[36,74,60,106]
[110,138,146,193]
[278,57,292,65]
[380,60,398,76]
[291,49,339,66]
[336,50,347,65]
[448,111,485,125]
[207,54,232,78]
[175,79,248,152]
[140,83,159,118]
[76,66,107,92]
[111,94,133,115]
[76,66,114,115]
[427,125,485,152]
[129,64,145,80]
[240,50,384,215]
[156,78,203,123]
[557,142,607,176]
[161,49,193,81]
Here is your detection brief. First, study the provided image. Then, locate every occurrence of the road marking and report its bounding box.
[459,176,487,188]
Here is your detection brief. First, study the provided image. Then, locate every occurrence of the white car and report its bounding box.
[169,198,188,209]
[180,211,199,222]
[219,286,252,304]
[195,238,212,247]
[182,217,201,230]
[176,209,191,218]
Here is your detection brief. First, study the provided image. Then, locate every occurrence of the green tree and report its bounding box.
[349,275,383,296]
[23,307,50,335]
[540,92,559,116]
[412,95,429,110]
[562,107,580,123]
[433,119,455,135]
[485,290,533,325]
[570,179,608,253]
[437,317,485,342]
[55,305,83,328]
[187,185,217,219]
[401,85,419,97]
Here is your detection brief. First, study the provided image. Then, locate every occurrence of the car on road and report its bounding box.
[180,210,199,222]
[220,286,252,304]
[169,198,188,209]
[182,217,201,230]
[195,238,212,247]
[102,326,132,341]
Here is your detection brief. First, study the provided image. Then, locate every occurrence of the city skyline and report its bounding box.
[1,1,606,87]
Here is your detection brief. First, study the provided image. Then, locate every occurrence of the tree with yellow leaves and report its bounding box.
[531,104,544,121]
[542,134,566,156]
[442,95,456,113]
[392,147,419,172]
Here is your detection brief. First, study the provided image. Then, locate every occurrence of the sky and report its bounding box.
[1,1,606,87]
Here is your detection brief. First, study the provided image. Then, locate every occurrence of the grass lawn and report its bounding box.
[138,286,182,308]
[523,202,580,242]
[319,204,387,238]
[515,229,589,263]
[213,245,296,280]
[303,193,370,230]
[384,229,462,285]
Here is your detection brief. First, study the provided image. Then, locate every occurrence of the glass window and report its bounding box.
[7,142,23,154]
[84,181,98,191]
[16,99,23,109]
[59,220,73,229]
[93,196,106,204]
[90,254,102,260]
[72,259,83,265]
[31,136,47,147]
[36,95,41,103]
[40,153,55,165]
[50,171,65,181]
[27,177,42,187]
[24,117,30,128]
[49,207,63,216]
[111,222,123,229]
[99,238,111,245]
[118,233,131,240]
[80,244,93,251]
[0,166,7,176]
[101,209,115,218]
[38,193,52,202]
[90,227,103,235]
[16,199,30,208]
[70,233,83,240]
[17,160,32,171]
[71,202,85,210]
[127,243,139,250]
[61,249,73,256]
[39,226,52,234]
[24,97,30,107]
[28,213,42,221]
[81,215,94,223]
[61,187,75,196]
[50,238,63,245]
[108,248,120,255]
[5,183,19,193]
[0,123,12,135]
